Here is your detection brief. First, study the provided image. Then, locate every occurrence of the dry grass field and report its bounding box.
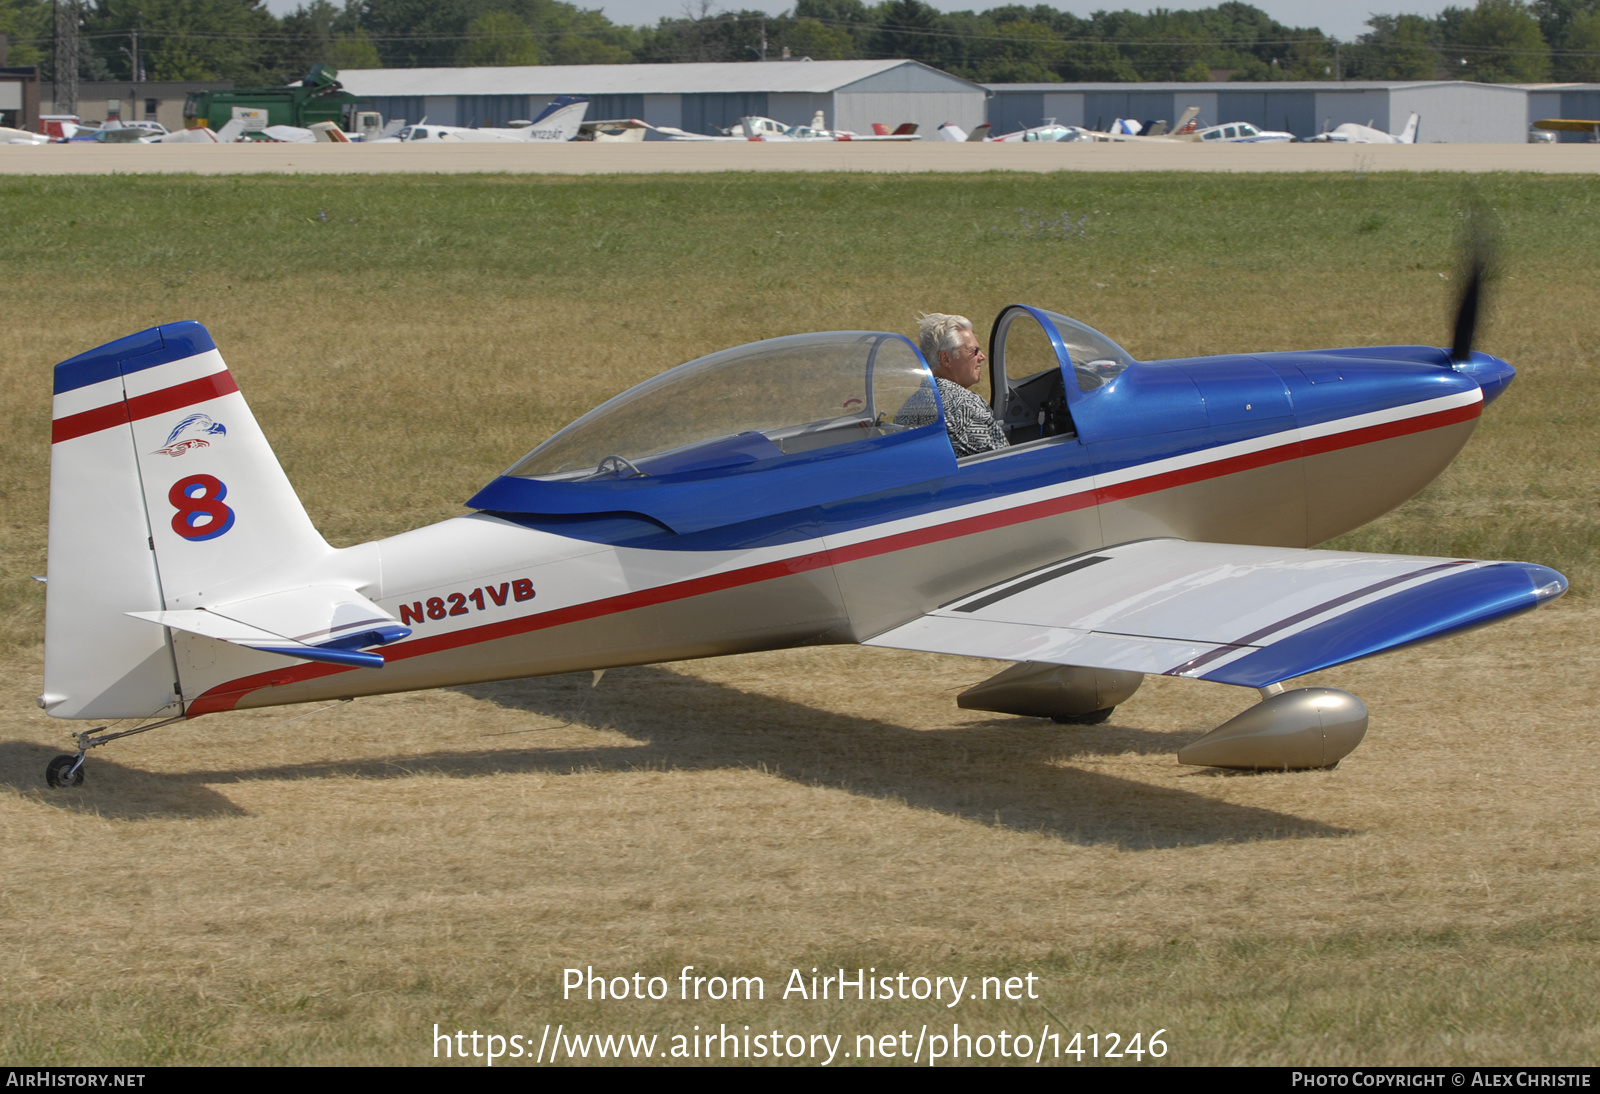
[1,172,1597,1065]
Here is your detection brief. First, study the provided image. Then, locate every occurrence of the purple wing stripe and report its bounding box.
[1164,559,1473,676]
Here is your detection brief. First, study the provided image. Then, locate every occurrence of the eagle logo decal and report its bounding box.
[153,413,228,457]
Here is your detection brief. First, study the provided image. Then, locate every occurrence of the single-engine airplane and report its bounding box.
[375,96,589,143]
[1533,118,1600,142]
[37,248,1564,787]
[1305,113,1420,145]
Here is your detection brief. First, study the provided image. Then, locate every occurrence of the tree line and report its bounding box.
[0,0,1593,87]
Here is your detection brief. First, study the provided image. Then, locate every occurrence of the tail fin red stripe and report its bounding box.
[52,371,239,444]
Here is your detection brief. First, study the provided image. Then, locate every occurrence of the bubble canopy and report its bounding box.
[509,331,937,480]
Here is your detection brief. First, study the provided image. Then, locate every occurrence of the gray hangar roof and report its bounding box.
[341,60,981,98]
[981,80,1531,93]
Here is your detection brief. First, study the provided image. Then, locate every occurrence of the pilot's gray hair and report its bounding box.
[917,313,974,366]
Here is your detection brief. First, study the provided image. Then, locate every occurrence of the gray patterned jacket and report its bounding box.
[894,377,1009,457]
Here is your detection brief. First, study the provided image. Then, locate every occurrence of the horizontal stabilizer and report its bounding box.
[866,539,1566,688]
[128,585,408,670]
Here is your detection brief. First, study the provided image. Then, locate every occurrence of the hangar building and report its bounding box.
[36,80,233,131]
[1523,84,1600,141]
[984,81,1537,143]
[340,60,985,136]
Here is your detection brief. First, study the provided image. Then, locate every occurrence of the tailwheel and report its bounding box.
[43,712,188,789]
[45,754,85,788]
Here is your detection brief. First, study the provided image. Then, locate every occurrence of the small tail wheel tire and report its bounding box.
[1052,707,1115,726]
[45,754,84,788]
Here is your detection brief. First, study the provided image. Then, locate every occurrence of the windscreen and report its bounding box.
[508,332,933,478]
[996,311,1060,386]
[1036,309,1137,391]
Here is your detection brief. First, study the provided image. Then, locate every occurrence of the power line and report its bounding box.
[15,13,1600,67]
[24,26,1600,56]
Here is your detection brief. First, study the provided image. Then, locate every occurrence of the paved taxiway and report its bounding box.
[0,140,1594,174]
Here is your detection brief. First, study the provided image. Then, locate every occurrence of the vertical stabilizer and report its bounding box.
[42,322,329,719]
[1397,112,1420,143]
[523,96,588,141]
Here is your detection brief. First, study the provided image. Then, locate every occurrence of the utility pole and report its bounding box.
[760,16,767,60]
[53,0,79,116]
[1334,41,1341,81]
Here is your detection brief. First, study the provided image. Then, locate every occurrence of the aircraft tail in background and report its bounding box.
[522,96,589,141]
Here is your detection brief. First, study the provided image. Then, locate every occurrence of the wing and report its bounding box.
[864,538,1566,689]
[1534,119,1600,133]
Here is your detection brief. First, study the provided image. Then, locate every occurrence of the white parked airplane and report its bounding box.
[0,126,50,144]
[948,108,1201,144]
[741,112,919,141]
[938,121,1092,142]
[1193,121,1296,143]
[1306,113,1420,145]
[376,97,589,143]
[990,121,1095,143]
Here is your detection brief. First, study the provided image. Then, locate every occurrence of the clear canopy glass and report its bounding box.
[509,332,935,479]
[1035,309,1137,391]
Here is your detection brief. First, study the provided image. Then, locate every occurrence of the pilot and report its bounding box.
[896,313,1009,457]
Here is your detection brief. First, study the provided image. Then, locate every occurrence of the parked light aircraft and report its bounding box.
[1090,108,1204,141]
[376,96,589,143]
[38,240,1564,786]
[578,118,652,142]
[1193,121,1296,143]
[1533,118,1600,141]
[0,126,50,144]
[740,112,919,141]
[950,108,1201,144]
[991,122,1094,143]
[938,121,1089,142]
[1306,113,1420,145]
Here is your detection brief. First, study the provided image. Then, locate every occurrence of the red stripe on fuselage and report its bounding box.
[51,371,239,444]
[1298,399,1480,457]
[185,549,836,715]
[185,398,1480,716]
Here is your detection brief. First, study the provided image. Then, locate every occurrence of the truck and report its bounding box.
[183,65,382,139]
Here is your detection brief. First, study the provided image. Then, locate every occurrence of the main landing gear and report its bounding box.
[956,662,1372,770]
[42,714,186,789]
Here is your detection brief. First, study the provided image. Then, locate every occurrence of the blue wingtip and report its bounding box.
[1528,564,1568,602]
[1206,561,1569,689]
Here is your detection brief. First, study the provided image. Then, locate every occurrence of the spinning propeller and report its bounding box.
[1449,200,1497,364]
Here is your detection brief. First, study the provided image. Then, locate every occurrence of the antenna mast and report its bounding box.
[54,0,80,115]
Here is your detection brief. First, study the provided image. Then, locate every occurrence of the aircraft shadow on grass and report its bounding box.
[0,739,249,820]
[450,667,1353,850]
[0,667,1352,847]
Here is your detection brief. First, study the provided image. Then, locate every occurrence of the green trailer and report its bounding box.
[183,65,367,133]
